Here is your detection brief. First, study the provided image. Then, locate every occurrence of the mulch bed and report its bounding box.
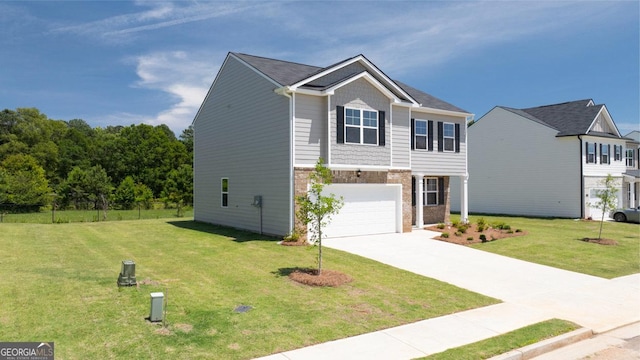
[288,268,353,287]
[426,224,527,245]
[280,240,309,247]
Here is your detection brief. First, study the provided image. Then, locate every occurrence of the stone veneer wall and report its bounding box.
[293,168,413,240]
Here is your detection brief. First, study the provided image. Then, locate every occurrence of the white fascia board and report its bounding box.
[294,163,410,171]
[586,105,622,138]
[413,105,473,119]
[324,72,399,99]
[289,55,419,106]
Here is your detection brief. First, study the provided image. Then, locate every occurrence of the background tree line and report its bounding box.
[0,107,193,213]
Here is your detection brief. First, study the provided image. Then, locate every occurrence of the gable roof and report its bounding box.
[499,99,619,137]
[230,52,468,114]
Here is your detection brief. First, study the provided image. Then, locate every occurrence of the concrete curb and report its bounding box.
[488,328,593,360]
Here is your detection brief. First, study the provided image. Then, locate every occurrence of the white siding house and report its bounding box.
[451,99,631,219]
[193,52,472,238]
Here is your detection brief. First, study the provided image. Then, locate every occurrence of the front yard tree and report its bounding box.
[295,158,343,275]
[162,164,193,217]
[593,174,619,240]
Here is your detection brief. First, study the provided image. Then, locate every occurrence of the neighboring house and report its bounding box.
[193,52,472,238]
[451,99,633,219]
[623,130,640,209]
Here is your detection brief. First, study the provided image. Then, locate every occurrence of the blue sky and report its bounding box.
[1,1,638,136]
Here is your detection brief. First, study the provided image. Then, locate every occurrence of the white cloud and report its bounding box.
[129,50,222,134]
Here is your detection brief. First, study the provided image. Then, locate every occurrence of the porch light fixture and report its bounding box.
[356,169,362,177]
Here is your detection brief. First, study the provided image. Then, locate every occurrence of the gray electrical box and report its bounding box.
[149,292,164,322]
[117,260,137,286]
[253,195,262,207]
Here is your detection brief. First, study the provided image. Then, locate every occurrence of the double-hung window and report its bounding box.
[587,143,596,163]
[443,123,455,152]
[221,178,229,207]
[424,178,438,206]
[345,108,378,145]
[601,144,609,164]
[627,148,635,167]
[414,120,428,150]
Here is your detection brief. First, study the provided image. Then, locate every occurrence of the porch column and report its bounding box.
[630,180,637,208]
[415,174,424,229]
[460,174,469,224]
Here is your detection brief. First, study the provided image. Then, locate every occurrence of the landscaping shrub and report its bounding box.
[451,220,460,228]
[455,231,462,236]
[441,232,449,238]
[436,223,446,229]
[467,236,474,241]
[480,234,487,243]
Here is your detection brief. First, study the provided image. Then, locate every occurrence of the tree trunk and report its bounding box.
[598,207,605,239]
[317,222,322,276]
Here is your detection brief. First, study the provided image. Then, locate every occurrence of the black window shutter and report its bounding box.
[428,120,434,151]
[336,106,344,144]
[455,123,461,153]
[585,142,589,163]
[438,177,445,205]
[411,177,416,206]
[595,143,598,163]
[437,122,443,152]
[607,144,611,164]
[614,145,617,161]
[411,118,415,150]
[378,111,385,146]
[599,143,603,164]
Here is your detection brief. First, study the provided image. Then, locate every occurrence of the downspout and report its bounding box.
[578,135,585,218]
[276,87,295,232]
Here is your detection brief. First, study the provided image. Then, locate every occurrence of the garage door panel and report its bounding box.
[318,184,401,238]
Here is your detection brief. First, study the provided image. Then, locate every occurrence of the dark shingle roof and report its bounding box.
[233,53,322,86]
[498,99,613,137]
[231,52,468,113]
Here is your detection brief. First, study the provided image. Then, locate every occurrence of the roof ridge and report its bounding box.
[521,98,593,111]
[231,52,322,70]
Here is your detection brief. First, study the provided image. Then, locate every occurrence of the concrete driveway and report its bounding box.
[257,230,639,360]
[323,229,640,333]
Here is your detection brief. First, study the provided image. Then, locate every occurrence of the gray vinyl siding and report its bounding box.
[391,105,411,168]
[193,55,291,236]
[410,111,467,176]
[294,93,327,164]
[330,78,391,166]
[451,107,581,217]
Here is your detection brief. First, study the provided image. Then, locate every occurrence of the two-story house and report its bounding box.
[193,53,472,238]
[623,130,640,209]
[450,99,631,219]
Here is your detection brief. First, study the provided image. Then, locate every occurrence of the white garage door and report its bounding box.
[317,184,402,238]
[587,188,621,220]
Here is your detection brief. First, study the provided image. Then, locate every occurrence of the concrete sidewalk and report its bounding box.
[255,230,640,360]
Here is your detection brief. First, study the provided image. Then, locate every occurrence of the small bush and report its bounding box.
[467,236,474,241]
[507,230,514,234]
[441,232,449,238]
[477,224,486,232]
[451,220,460,228]
[455,231,462,236]
[283,230,301,242]
[480,234,487,243]
[436,223,446,229]
[503,224,511,230]
[457,224,469,233]
[515,229,522,233]
[476,217,486,228]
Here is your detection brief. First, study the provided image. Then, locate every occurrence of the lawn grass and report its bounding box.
[0,207,193,223]
[418,319,580,360]
[451,214,640,279]
[0,219,498,359]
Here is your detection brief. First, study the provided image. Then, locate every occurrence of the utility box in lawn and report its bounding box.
[117,260,137,286]
[149,292,164,322]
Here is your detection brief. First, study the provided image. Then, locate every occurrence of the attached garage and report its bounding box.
[318,184,403,238]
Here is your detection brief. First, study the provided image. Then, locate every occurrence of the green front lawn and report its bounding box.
[418,319,580,360]
[0,219,497,359]
[451,214,640,279]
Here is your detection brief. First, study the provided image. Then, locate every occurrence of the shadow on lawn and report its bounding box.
[167,220,278,243]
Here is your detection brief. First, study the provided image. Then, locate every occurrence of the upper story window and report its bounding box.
[600,144,610,164]
[614,145,622,161]
[344,107,378,145]
[627,148,635,167]
[586,143,596,163]
[443,122,455,152]
[221,178,229,207]
[337,106,385,146]
[414,120,428,150]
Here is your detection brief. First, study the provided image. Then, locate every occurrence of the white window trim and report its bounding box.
[344,107,378,145]
[587,143,596,164]
[414,119,428,150]
[626,148,635,167]
[221,178,229,208]
[443,122,455,152]
[424,178,438,206]
[601,145,609,164]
